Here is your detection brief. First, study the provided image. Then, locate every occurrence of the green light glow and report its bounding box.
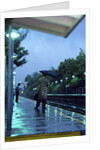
[6,31,20,39]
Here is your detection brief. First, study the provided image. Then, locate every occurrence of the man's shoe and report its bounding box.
[34,107,38,109]
[42,107,46,110]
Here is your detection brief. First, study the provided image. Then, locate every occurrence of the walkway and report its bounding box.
[5,96,85,141]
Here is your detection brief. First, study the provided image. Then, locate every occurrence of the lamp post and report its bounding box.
[13,71,16,95]
[6,25,20,130]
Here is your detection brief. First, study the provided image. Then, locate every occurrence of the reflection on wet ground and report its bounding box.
[5,97,85,137]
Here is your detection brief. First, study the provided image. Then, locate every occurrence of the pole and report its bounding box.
[7,25,14,130]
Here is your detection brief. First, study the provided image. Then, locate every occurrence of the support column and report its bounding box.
[7,25,14,130]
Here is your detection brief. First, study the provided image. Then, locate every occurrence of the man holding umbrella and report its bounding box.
[34,71,50,111]
[34,70,58,111]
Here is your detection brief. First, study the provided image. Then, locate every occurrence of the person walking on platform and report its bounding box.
[15,83,21,103]
[34,73,50,111]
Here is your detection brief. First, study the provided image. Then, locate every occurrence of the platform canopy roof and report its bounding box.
[11,15,85,38]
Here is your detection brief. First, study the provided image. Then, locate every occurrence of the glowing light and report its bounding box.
[84,72,86,75]
[55,81,58,84]
[13,71,16,75]
[6,30,20,39]
[72,75,75,78]
[21,91,24,94]
[60,79,63,82]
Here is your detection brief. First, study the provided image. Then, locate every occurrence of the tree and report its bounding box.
[74,48,85,87]
[24,72,41,98]
[58,58,77,88]
[57,49,85,88]
[5,18,29,68]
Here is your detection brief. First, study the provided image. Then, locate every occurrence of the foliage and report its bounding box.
[57,48,85,88]
[5,18,29,68]
[23,72,41,98]
[58,58,77,87]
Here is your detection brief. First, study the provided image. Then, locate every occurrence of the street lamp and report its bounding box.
[6,29,20,39]
[72,75,75,78]
[55,81,58,84]
[6,26,20,130]
[60,79,63,82]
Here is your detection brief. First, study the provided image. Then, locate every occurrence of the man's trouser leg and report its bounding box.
[16,93,18,103]
[35,99,40,108]
[42,99,46,110]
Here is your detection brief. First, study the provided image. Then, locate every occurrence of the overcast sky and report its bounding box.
[15,16,86,84]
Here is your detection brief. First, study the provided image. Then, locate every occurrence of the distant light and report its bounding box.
[13,64,16,69]
[55,81,58,84]
[84,72,86,75]
[13,71,16,75]
[72,75,75,78]
[21,91,24,94]
[60,79,63,82]
[33,88,37,91]
[13,53,17,59]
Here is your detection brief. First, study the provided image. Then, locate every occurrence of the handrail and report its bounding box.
[47,94,85,96]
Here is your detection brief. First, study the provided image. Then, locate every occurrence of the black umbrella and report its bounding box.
[40,70,58,78]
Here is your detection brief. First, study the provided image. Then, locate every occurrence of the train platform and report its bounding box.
[5,96,86,142]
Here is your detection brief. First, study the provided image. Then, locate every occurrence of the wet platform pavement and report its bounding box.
[5,96,86,138]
